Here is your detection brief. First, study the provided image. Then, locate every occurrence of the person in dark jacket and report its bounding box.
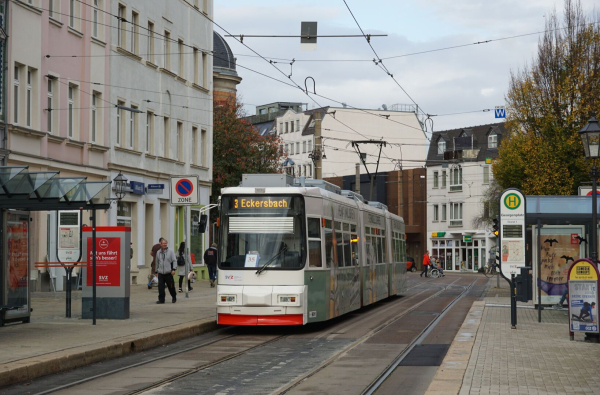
[155,239,178,304]
[177,242,193,292]
[204,243,218,287]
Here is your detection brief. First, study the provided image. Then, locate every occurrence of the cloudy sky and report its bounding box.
[215,0,598,133]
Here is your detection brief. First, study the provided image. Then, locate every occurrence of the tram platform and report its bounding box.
[0,281,217,388]
[426,278,600,394]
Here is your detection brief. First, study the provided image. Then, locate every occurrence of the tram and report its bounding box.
[216,174,408,326]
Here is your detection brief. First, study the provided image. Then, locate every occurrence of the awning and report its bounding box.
[0,166,111,211]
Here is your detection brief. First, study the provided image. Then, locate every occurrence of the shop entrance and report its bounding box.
[432,238,487,271]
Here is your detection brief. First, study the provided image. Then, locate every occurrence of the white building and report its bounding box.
[108,0,213,284]
[426,123,505,272]
[274,106,428,178]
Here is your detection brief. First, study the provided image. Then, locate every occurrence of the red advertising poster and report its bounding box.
[7,217,29,310]
[87,237,121,287]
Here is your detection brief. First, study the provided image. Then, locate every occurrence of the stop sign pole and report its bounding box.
[170,176,199,298]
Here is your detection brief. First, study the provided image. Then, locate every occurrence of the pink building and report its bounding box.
[7,0,112,290]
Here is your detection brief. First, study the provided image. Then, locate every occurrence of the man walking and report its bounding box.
[155,239,178,304]
[204,243,218,287]
[420,250,431,278]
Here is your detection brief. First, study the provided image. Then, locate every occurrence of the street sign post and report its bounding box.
[495,106,506,119]
[170,176,199,206]
[567,259,599,340]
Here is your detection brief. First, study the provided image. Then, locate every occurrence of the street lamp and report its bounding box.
[578,114,600,262]
[113,171,128,200]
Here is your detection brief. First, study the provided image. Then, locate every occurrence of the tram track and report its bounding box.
[273,277,466,395]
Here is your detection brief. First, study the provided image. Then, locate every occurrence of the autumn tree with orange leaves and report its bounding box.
[493,0,600,195]
[211,98,282,205]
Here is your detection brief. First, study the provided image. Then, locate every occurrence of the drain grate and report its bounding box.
[398,344,449,366]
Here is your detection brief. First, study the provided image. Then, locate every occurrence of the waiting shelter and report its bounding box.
[0,166,111,326]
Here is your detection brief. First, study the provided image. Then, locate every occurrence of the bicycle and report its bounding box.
[482,262,499,278]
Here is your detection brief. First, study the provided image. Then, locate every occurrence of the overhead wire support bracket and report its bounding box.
[224,34,387,39]
[351,140,388,200]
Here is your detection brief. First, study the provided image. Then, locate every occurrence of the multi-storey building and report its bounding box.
[426,122,506,272]
[107,0,213,285]
[7,0,112,290]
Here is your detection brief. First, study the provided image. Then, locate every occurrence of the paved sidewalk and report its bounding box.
[0,281,217,387]
[427,278,600,394]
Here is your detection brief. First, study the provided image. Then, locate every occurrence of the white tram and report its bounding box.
[216,175,407,326]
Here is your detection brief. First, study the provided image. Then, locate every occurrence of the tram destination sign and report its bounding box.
[231,196,291,209]
[499,189,527,276]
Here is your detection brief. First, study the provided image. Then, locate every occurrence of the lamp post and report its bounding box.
[578,114,600,263]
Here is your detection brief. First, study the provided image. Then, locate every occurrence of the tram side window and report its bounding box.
[343,232,351,267]
[382,230,387,263]
[325,227,333,268]
[350,233,358,265]
[307,217,320,238]
[309,240,322,267]
[335,221,343,267]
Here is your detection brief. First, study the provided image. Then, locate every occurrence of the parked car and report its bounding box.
[406,256,417,272]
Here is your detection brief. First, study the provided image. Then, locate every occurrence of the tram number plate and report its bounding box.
[309,311,317,318]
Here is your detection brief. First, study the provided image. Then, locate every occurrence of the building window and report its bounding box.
[303,141,307,153]
[178,39,184,78]
[433,171,439,188]
[488,132,498,148]
[442,204,447,221]
[201,129,207,166]
[49,0,55,18]
[450,165,462,192]
[296,142,300,154]
[441,170,447,188]
[146,112,154,153]
[26,70,32,127]
[450,202,463,227]
[433,205,439,221]
[308,139,312,152]
[290,142,295,155]
[131,11,139,54]
[483,166,490,184]
[68,85,74,138]
[192,126,198,165]
[92,0,99,38]
[163,116,170,157]
[118,4,126,48]
[47,79,53,133]
[69,0,75,28]
[164,31,171,70]
[129,105,138,149]
[438,139,446,154]
[91,93,97,143]
[285,122,288,134]
[147,21,155,63]
[116,100,124,146]
[308,164,312,177]
[202,52,208,88]
[193,48,199,85]
[296,119,300,132]
[176,121,183,159]
[14,66,19,124]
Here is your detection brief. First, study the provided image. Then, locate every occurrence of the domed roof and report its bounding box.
[213,32,236,71]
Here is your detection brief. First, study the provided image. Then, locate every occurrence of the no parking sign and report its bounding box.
[170,176,199,206]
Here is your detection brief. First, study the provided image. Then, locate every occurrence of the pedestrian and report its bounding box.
[177,242,193,292]
[148,237,164,289]
[553,287,569,309]
[204,243,218,287]
[420,250,431,278]
[155,238,178,304]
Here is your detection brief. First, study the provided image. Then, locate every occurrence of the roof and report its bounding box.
[213,32,236,72]
[301,107,330,136]
[426,122,506,166]
[252,120,276,136]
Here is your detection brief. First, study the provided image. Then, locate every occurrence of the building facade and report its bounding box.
[7,0,112,290]
[107,0,213,285]
[212,32,241,105]
[426,122,505,272]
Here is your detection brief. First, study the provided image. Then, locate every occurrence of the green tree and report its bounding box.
[493,0,600,195]
[212,98,282,206]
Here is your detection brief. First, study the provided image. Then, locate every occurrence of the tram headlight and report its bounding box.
[220,295,236,304]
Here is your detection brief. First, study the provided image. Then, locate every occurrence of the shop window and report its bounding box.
[117,201,132,226]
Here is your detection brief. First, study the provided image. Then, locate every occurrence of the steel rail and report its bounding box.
[361,279,478,395]
[274,277,465,395]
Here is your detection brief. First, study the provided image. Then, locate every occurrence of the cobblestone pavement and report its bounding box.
[459,286,600,394]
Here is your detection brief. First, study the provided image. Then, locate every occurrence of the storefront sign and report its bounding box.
[499,188,526,276]
[86,237,121,287]
[147,184,164,194]
[129,181,145,195]
[463,235,472,243]
[568,259,599,334]
[431,232,446,237]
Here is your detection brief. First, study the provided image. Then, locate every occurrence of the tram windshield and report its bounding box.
[219,195,306,270]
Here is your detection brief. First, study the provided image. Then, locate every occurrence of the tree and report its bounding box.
[211,98,282,206]
[493,0,600,195]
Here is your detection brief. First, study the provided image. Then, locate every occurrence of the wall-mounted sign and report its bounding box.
[463,235,472,243]
[129,181,145,195]
[499,188,526,276]
[147,184,165,195]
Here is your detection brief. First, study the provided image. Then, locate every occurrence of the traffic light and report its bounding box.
[492,218,499,237]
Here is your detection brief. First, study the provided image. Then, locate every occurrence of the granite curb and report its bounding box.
[0,318,218,388]
[424,300,485,395]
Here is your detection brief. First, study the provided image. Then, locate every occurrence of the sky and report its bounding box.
[215,0,599,132]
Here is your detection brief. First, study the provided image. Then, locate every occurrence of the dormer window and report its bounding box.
[437,139,446,154]
[488,132,498,149]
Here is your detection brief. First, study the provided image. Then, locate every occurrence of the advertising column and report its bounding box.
[568,259,599,337]
[81,227,131,319]
[2,211,31,325]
